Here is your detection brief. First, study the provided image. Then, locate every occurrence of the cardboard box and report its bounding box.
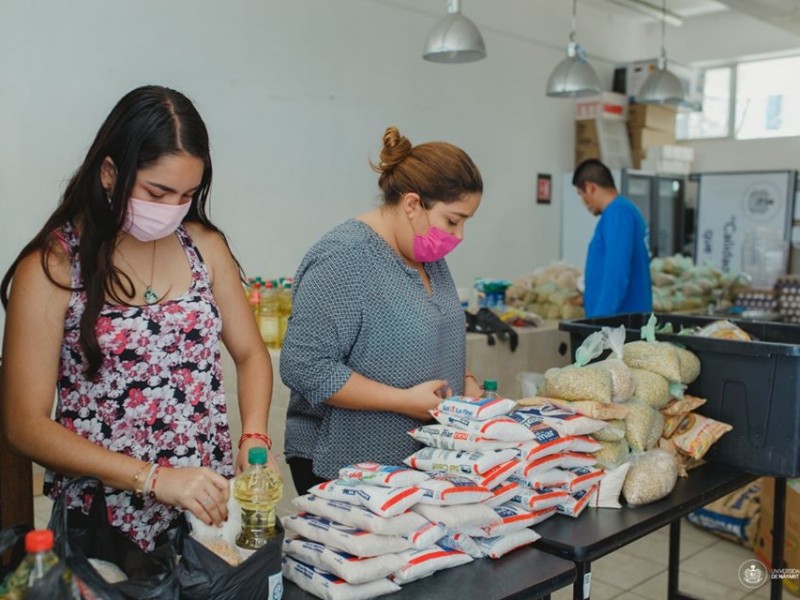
[629,126,676,150]
[575,119,632,169]
[754,477,800,597]
[575,91,629,122]
[628,104,677,132]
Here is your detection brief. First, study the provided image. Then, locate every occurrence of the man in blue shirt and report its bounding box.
[573,159,652,317]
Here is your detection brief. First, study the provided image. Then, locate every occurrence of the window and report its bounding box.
[677,55,800,141]
[736,56,800,139]
[676,67,731,140]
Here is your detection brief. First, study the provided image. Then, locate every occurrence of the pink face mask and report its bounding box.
[412,225,462,263]
[123,197,192,242]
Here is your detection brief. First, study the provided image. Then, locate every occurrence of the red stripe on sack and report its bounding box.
[379,487,420,511]
[412,522,437,542]
[475,398,502,417]
[406,550,460,566]
[441,485,486,499]
[502,513,533,524]
[480,418,514,434]
[484,460,520,487]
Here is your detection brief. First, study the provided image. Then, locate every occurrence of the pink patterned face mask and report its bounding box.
[412,224,462,263]
[123,197,191,242]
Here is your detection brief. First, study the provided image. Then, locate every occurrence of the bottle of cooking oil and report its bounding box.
[234,447,283,553]
[246,280,261,330]
[2,529,80,599]
[278,278,293,346]
[259,280,280,349]
[481,379,500,399]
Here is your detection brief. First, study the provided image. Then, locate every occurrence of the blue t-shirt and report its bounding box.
[281,219,466,479]
[584,195,653,317]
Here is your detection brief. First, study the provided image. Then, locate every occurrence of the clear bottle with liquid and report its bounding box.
[259,280,280,349]
[234,447,284,552]
[2,529,79,599]
[247,280,262,330]
[481,379,499,399]
[278,278,293,346]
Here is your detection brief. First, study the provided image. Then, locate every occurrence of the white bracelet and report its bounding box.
[141,464,158,496]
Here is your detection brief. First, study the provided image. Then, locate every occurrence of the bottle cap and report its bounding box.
[248,447,268,465]
[483,379,498,391]
[26,529,54,553]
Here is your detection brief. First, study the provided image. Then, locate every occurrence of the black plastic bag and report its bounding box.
[178,518,284,600]
[465,308,520,352]
[48,476,180,600]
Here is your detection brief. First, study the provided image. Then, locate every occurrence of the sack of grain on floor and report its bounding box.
[686,480,762,548]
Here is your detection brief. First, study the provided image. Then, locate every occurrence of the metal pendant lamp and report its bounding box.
[423,0,486,63]
[546,0,602,98]
[637,0,686,105]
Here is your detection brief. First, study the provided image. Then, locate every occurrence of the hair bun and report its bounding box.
[378,126,412,173]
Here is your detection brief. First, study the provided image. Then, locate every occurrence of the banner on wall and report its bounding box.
[694,171,796,272]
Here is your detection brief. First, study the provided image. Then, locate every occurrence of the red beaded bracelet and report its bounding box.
[238,432,272,450]
[146,465,163,499]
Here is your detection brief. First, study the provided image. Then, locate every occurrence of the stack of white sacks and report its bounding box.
[282,395,606,600]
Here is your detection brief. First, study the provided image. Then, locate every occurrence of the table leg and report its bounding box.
[668,519,702,600]
[770,477,786,600]
[573,562,591,600]
[668,520,681,598]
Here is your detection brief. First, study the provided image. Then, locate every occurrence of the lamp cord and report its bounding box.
[570,0,577,42]
[660,0,667,60]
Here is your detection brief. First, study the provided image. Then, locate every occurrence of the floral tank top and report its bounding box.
[44,222,233,552]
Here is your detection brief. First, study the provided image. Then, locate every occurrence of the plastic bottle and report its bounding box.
[247,280,262,331]
[278,278,293,346]
[259,280,280,349]
[481,379,499,399]
[2,529,79,599]
[234,447,284,552]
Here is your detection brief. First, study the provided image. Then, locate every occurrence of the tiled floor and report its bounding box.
[33,495,776,599]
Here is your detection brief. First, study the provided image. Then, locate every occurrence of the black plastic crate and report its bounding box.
[559,312,800,477]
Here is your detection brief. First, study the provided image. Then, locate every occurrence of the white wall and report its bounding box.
[1,1,799,347]
[0,0,648,344]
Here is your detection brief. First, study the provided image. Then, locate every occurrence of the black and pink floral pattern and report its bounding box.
[44,223,233,552]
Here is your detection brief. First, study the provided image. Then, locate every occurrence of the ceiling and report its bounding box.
[584,0,800,37]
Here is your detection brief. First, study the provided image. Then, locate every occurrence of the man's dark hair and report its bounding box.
[572,158,616,190]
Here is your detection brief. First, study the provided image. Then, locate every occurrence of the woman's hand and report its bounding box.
[153,466,230,527]
[398,379,451,420]
[464,374,483,398]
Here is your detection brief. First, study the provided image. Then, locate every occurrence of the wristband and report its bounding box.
[238,432,272,450]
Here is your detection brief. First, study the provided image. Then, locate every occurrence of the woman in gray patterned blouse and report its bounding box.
[281,126,484,493]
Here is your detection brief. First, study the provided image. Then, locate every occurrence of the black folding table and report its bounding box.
[534,462,759,600]
[283,543,576,600]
